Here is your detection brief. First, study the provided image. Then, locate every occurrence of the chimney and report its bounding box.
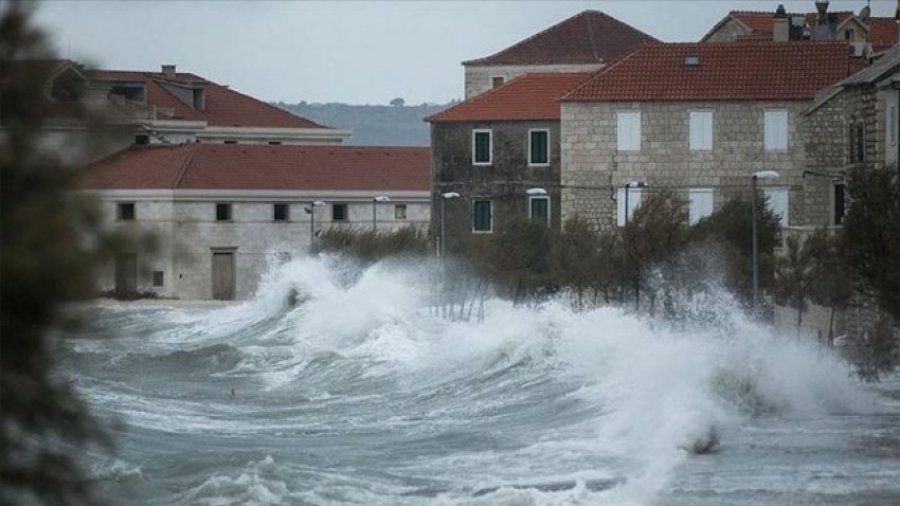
[859,3,871,23]
[815,0,829,25]
[161,64,176,79]
[773,4,789,41]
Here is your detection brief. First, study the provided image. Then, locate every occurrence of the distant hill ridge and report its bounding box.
[275,101,458,147]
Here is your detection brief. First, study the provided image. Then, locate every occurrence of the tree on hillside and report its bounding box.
[390,97,405,107]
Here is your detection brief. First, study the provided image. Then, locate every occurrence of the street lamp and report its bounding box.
[305,200,325,246]
[372,195,390,230]
[440,192,460,261]
[751,170,779,308]
[623,181,648,226]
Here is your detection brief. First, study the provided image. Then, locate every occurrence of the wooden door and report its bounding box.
[212,252,235,300]
[115,253,137,297]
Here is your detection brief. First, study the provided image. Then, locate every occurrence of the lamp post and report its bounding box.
[751,170,779,308]
[372,195,390,231]
[305,200,325,246]
[623,181,648,225]
[440,192,460,261]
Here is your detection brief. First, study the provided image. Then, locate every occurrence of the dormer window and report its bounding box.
[684,54,700,67]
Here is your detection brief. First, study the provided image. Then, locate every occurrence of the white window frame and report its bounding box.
[764,109,789,151]
[688,188,714,225]
[617,111,641,152]
[472,198,493,233]
[616,187,644,226]
[689,110,713,151]
[528,128,550,166]
[472,129,492,166]
[763,187,790,227]
[527,195,551,226]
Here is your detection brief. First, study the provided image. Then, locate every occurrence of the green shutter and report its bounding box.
[530,197,549,225]
[530,131,548,164]
[474,132,490,163]
[473,200,491,231]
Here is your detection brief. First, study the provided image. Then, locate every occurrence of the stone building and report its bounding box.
[427,73,591,254]
[702,1,899,56]
[79,144,430,300]
[461,10,656,99]
[558,41,857,231]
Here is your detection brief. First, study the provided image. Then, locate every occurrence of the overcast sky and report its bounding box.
[32,0,898,105]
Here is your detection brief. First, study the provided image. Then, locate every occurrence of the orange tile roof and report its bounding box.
[727,10,897,49]
[91,69,329,129]
[463,10,658,66]
[868,17,899,51]
[427,72,593,122]
[79,144,430,192]
[561,42,854,102]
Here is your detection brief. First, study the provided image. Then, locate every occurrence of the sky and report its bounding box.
[31,0,899,105]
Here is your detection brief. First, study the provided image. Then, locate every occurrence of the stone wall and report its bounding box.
[464,63,603,99]
[560,100,811,230]
[430,121,562,253]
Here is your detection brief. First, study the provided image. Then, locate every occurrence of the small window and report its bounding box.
[332,203,347,221]
[684,54,700,66]
[850,123,865,162]
[152,271,164,287]
[689,111,713,151]
[764,109,788,151]
[134,134,150,145]
[117,202,135,221]
[833,183,846,225]
[528,196,550,226]
[763,187,789,227]
[492,76,505,89]
[273,203,289,221]
[529,129,550,165]
[472,199,492,233]
[688,188,714,225]
[394,204,407,220]
[473,130,492,165]
[617,111,641,151]
[616,187,644,226]
[216,203,232,221]
[268,141,282,146]
[889,105,898,146]
[223,140,238,145]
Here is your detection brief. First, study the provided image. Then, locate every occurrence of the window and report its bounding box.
[273,203,289,221]
[472,130,492,165]
[152,271,164,287]
[764,109,788,151]
[268,141,282,146]
[763,187,789,227]
[689,111,713,151]
[223,140,238,145]
[472,199,492,233]
[889,105,898,146]
[617,111,641,151]
[528,196,550,226]
[332,203,347,221]
[850,123,865,162]
[688,188,714,225]
[117,202,135,221]
[528,129,550,165]
[833,183,846,225]
[216,203,232,221]
[394,204,407,220]
[134,134,150,145]
[616,187,644,226]
[491,76,505,89]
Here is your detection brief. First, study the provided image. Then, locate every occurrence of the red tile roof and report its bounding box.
[91,70,329,129]
[561,42,854,102]
[868,17,899,51]
[427,72,593,122]
[79,144,430,192]
[722,10,897,50]
[463,10,658,66]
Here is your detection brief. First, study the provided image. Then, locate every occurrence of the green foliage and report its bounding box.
[842,168,900,320]
[311,226,431,264]
[1,3,125,504]
[772,233,817,336]
[480,218,553,305]
[804,228,853,345]
[691,194,781,305]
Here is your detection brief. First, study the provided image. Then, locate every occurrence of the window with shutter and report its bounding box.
[764,110,788,151]
[689,111,713,151]
[473,130,492,165]
[472,199,492,232]
[616,187,644,226]
[528,196,550,226]
[688,188,714,224]
[617,111,641,151]
[528,129,549,165]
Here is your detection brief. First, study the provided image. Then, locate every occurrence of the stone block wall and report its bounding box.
[560,100,811,230]
[464,63,603,99]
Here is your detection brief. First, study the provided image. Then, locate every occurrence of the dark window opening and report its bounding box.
[223,140,238,145]
[274,203,289,221]
[473,199,492,232]
[473,131,491,164]
[152,271,164,287]
[529,197,549,225]
[134,134,150,145]
[394,204,407,219]
[850,123,865,163]
[268,141,282,145]
[492,76,505,89]
[216,203,232,221]
[529,130,549,164]
[834,183,846,225]
[332,203,347,221]
[117,202,135,221]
